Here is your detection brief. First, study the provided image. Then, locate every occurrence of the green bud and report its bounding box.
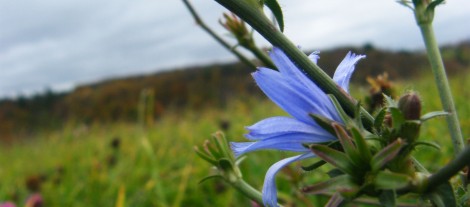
[398,92,422,120]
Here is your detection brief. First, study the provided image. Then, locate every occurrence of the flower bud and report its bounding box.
[398,92,421,120]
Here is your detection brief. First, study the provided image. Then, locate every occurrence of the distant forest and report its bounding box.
[1,42,469,141]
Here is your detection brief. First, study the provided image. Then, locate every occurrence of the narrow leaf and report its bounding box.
[310,114,336,136]
[389,108,405,129]
[235,155,247,166]
[264,0,284,31]
[203,140,221,158]
[374,108,387,130]
[327,168,345,178]
[384,94,397,108]
[427,0,445,12]
[328,95,353,126]
[302,174,349,194]
[354,102,365,130]
[375,171,410,189]
[350,127,372,162]
[332,123,356,157]
[301,160,326,171]
[420,111,449,121]
[199,175,224,184]
[411,140,440,150]
[212,132,233,159]
[194,146,217,165]
[371,139,405,172]
[310,144,354,175]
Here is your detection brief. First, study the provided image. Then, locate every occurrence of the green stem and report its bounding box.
[213,0,374,127]
[231,179,268,206]
[417,23,464,155]
[247,43,277,69]
[426,146,470,191]
[182,0,257,69]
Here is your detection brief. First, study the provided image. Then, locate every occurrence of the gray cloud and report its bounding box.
[0,0,469,98]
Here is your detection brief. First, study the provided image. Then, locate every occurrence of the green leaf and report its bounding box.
[301,174,349,194]
[310,144,354,175]
[337,183,360,200]
[354,101,365,130]
[194,146,217,165]
[332,124,356,158]
[199,175,223,184]
[212,132,234,159]
[427,0,445,12]
[371,139,405,172]
[327,168,345,178]
[374,108,387,130]
[384,94,397,108]
[427,181,457,207]
[389,107,405,128]
[411,140,440,150]
[235,155,247,166]
[328,95,353,126]
[350,127,372,163]
[301,160,326,171]
[375,171,410,189]
[310,114,336,136]
[378,190,396,207]
[264,0,284,32]
[420,111,449,121]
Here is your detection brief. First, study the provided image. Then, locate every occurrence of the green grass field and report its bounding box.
[1,72,469,206]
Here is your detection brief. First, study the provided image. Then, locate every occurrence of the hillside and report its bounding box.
[1,41,469,141]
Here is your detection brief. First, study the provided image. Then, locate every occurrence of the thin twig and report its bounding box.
[181,0,256,69]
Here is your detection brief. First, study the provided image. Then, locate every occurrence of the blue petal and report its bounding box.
[262,153,316,207]
[232,131,334,157]
[308,51,320,64]
[268,48,341,122]
[333,52,365,93]
[245,116,330,140]
[253,68,335,123]
[270,48,327,102]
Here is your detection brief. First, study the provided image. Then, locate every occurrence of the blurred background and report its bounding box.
[1,0,470,206]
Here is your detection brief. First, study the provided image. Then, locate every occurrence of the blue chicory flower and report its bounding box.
[231,47,365,207]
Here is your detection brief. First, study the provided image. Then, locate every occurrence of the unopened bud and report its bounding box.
[398,92,421,120]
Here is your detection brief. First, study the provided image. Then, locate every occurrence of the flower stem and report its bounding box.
[213,0,374,127]
[231,179,265,206]
[417,23,464,155]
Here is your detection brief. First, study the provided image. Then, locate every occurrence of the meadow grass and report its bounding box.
[1,72,469,206]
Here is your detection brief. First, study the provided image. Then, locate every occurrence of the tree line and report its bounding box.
[1,41,469,141]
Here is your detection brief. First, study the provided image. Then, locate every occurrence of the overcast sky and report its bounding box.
[1,0,469,98]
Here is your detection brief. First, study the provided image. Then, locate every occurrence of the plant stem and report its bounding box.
[182,0,257,69]
[231,179,266,206]
[426,146,470,191]
[417,23,464,155]
[213,0,374,127]
[247,43,277,69]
